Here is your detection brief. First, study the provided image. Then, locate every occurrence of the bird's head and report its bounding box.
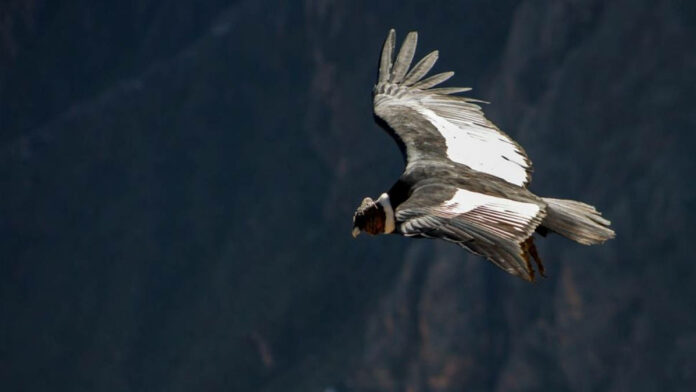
[352,196,387,238]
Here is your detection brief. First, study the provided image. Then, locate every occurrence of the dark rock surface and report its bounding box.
[1,1,694,391]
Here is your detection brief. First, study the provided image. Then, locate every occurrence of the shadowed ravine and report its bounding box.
[1,1,695,391]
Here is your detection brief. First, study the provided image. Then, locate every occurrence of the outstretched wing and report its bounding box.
[373,29,532,187]
[395,181,546,281]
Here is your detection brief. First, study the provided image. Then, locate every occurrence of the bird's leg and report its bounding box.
[526,237,545,278]
[521,240,535,282]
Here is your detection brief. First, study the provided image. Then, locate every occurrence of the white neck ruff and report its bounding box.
[377,193,395,234]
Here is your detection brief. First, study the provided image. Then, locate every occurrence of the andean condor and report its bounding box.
[352,29,615,281]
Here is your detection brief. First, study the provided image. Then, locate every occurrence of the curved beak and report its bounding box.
[352,227,361,238]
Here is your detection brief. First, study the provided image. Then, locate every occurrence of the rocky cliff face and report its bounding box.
[352,1,696,391]
[1,1,694,391]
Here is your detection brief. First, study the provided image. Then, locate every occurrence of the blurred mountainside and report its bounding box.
[1,1,695,391]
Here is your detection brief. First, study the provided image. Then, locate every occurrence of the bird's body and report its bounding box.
[352,29,615,281]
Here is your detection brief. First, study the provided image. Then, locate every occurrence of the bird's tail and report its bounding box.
[540,198,615,245]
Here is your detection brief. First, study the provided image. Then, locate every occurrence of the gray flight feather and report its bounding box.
[410,71,454,90]
[425,87,473,95]
[389,31,418,84]
[378,29,396,84]
[402,50,439,86]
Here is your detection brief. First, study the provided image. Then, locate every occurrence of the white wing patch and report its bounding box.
[415,105,529,186]
[372,29,532,187]
[434,189,541,240]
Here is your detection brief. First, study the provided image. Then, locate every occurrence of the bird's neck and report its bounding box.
[376,193,395,234]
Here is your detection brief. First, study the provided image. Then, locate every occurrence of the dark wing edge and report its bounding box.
[396,184,547,281]
[374,29,462,99]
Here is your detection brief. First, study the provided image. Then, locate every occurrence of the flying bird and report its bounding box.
[352,29,615,281]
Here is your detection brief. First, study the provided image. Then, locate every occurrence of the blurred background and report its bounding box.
[2,1,695,391]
